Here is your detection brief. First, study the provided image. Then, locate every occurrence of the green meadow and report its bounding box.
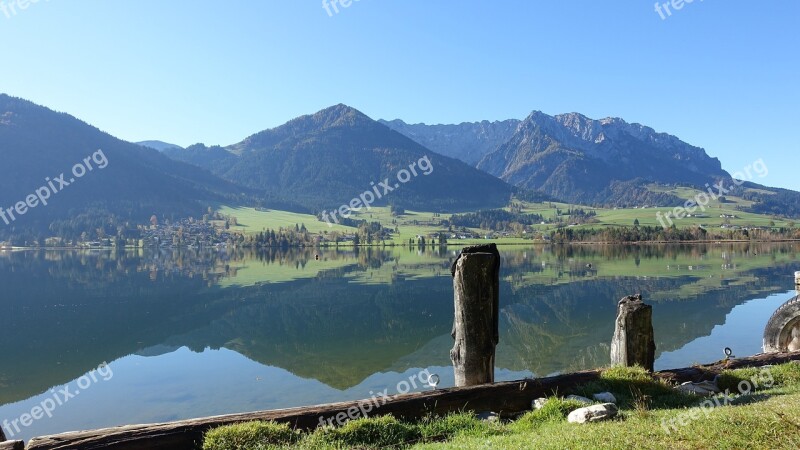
[216,183,796,248]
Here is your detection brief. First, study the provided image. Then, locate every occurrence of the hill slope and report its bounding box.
[165,105,513,212]
[0,95,243,241]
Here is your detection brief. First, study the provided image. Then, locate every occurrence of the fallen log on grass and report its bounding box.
[26,351,800,450]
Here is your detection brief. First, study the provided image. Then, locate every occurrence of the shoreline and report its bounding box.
[2,239,800,251]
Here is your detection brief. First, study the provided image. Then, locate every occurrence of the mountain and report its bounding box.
[0,95,244,241]
[477,111,730,206]
[378,119,520,165]
[137,140,183,152]
[165,104,513,212]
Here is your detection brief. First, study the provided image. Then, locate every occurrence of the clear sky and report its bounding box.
[2,0,798,189]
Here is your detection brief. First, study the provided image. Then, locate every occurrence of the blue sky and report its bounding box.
[2,0,798,189]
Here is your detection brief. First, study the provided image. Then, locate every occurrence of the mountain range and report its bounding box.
[163,104,513,212]
[383,112,800,214]
[0,95,245,241]
[2,93,799,241]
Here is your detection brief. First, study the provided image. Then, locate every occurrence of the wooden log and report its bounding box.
[657,351,800,383]
[451,244,500,387]
[610,294,656,372]
[26,351,800,450]
[0,441,24,450]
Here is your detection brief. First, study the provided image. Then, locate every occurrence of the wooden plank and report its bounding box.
[26,351,800,450]
[0,441,24,450]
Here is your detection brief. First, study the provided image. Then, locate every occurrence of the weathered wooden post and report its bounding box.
[610,294,656,372]
[450,244,500,387]
[795,271,800,289]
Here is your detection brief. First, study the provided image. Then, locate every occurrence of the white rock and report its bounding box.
[566,395,593,404]
[567,403,618,424]
[676,380,720,396]
[694,380,721,393]
[532,398,548,410]
[476,411,499,422]
[593,392,617,403]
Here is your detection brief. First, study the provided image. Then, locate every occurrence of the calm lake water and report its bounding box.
[1,243,799,441]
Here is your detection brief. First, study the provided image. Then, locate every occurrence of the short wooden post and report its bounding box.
[610,294,656,372]
[795,271,800,288]
[450,244,500,387]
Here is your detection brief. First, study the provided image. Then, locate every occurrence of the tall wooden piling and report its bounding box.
[450,244,500,387]
[610,294,656,372]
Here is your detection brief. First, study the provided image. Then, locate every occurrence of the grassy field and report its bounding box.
[202,363,800,450]
[215,184,796,248]
[216,205,530,246]
[512,186,796,232]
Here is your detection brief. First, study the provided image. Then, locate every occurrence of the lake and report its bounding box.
[1,243,799,441]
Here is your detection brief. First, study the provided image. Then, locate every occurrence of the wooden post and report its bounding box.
[795,271,800,288]
[610,294,656,372]
[450,244,500,387]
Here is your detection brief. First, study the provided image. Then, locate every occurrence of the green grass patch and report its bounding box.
[203,421,298,450]
[574,365,696,410]
[202,363,800,449]
[418,412,504,441]
[509,398,589,431]
[309,415,421,449]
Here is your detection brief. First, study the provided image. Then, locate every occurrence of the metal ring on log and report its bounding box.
[763,295,800,353]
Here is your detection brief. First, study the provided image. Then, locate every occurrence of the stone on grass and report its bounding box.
[476,411,499,422]
[567,403,618,424]
[676,380,720,396]
[593,392,617,403]
[532,398,547,410]
[566,395,593,404]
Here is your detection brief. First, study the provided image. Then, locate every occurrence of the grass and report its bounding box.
[215,183,797,249]
[203,421,298,450]
[202,363,800,450]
